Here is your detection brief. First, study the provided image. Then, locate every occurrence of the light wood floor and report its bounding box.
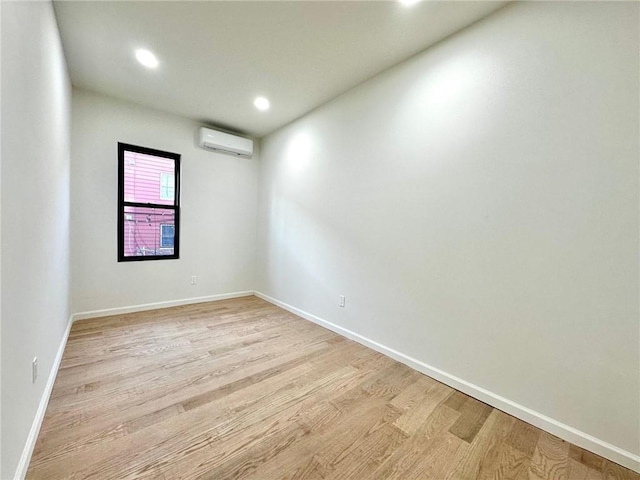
[27,296,638,480]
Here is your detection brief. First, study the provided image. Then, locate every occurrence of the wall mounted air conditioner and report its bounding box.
[197,127,253,158]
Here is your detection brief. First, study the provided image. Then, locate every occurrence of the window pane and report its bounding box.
[124,152,175,205]
[123,206,175,257]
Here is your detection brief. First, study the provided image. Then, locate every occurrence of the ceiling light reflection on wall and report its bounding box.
[399,0,422,6]
[254,97,270,111]
[135,49,159,69]
[286,133,311,173]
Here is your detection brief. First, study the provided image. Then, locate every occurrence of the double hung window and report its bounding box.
[117,143,180,261]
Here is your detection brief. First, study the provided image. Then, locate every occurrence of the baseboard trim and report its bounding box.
[14,315,73,480]
[254,291,640,474]
[71,291,254,323]
[15,291,640,476]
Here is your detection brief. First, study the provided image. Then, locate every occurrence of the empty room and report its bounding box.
[2,0,639,478]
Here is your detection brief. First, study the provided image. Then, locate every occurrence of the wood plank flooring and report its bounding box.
[26,296,639,480]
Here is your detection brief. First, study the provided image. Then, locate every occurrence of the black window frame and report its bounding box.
[117,142,181,262]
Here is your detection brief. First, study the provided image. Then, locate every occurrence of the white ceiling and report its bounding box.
[53,1,509,138]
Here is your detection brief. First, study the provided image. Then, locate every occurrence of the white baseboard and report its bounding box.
[71,291,254,323]
[14,315,73,480]
[16,291,640,476]
[254,291,640,474]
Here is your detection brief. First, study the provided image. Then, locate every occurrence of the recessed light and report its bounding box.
[399,0,422,6]
[135,49,159,69]
[254,97,270,111]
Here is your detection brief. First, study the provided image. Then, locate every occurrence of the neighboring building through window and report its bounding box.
[118,143,180,261]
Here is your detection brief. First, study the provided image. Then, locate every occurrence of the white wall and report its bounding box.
[257,0,639,463]
[1,1,72,477]
[0,3,3,473]
[71,89,258,314]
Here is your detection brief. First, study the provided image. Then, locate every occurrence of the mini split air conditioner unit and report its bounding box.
[198,127,254,158]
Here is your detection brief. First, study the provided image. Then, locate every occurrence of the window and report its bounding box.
[118,143,180,261]
[160,173,174,200]
[160,224,175,248]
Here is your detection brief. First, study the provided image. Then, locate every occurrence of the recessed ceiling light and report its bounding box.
[399,0,422,6]
[135,49,159,69]
[254,97,270,111]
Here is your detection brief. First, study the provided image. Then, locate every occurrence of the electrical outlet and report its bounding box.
[32,357,38,383]
[191,275,197,285]
[339,295,346,308]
